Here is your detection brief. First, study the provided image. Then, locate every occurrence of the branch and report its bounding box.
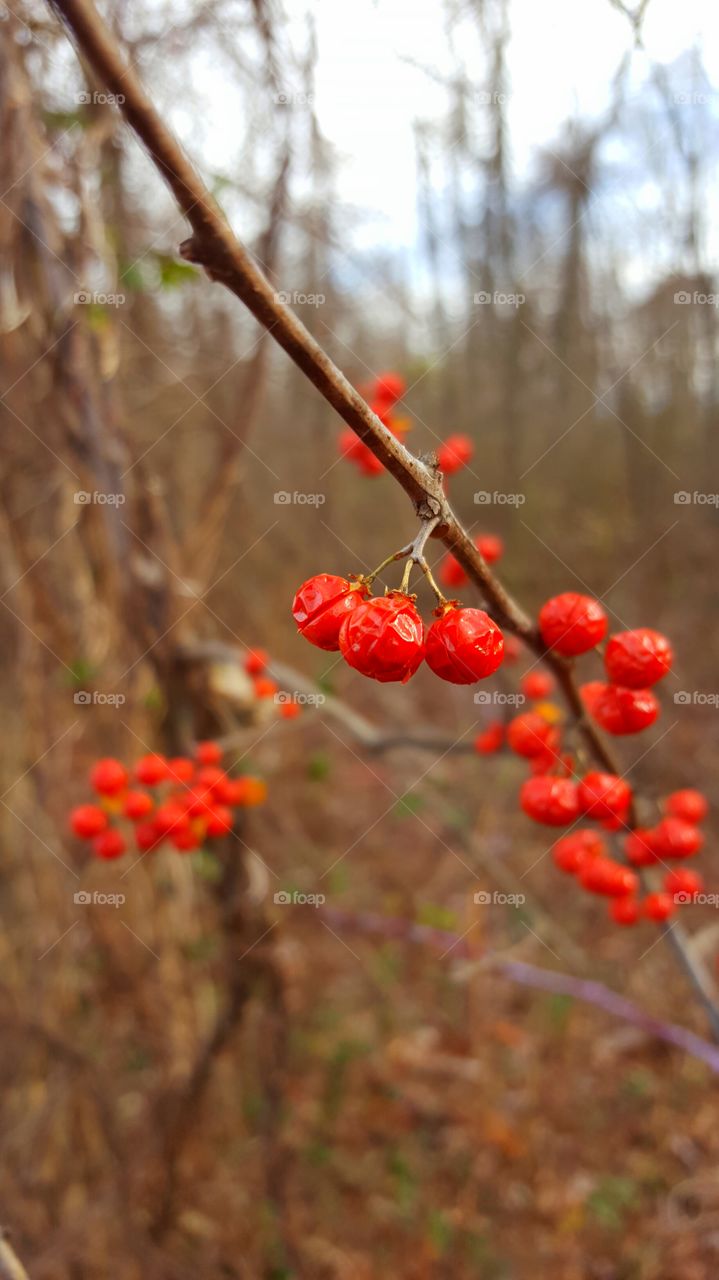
[46,0,719,1040]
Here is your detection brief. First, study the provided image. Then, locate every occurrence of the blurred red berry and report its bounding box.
[624,828,658,867]
[664,867,704,899]
[476,534,504,564]
[604,628,673,688]
[520,671,555,700]
[89,758,128,796]
[552,829,605,874]
[473,721,504,754]
[279,701,301,719]
[580,857,638,898]
[92,829,126,860]
[651,817,703,859]
[665,789,708,824]
[643,891,675,922]
[253,676,279,699]
[136,821,162,852]
[586,684,659,735]
[171,827,200,852]
[372,372,406,405]
[503,634,522,664]
[122,791,154,821]
[610,897,641,925]
[438,434,474,474]
[439,552,467,588]
[70,804,109,839]
[339,592,425,684]
[206,806,234,837]
[153,802,190,838]
[507,711,555,759]
[167,757,194,784]
[538,593,607,656]
[520,776,581,826]
[578,771,632,822]
[244,648,269,676]
[425,606,504,684]
[135,754,169,786]
[293,574,369,652]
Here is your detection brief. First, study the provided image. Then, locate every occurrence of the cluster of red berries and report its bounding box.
[292,573,504,685]
[68,742,267,860]
[242,646,303,720]
[338,370,474,480]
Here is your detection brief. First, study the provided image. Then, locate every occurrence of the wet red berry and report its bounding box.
[585,683,659,735]
[339,592,425,683]
[92,829,126,860]
[135,754,169,786]
[580,857,638,898]
[578,771,632,822]
[425,606,504,684]
[506,711,555,759]
[89,758,128,796]
[293,574,369,652]
[552,829,605,874]
[538,593,607,656]
[437,434,473,474]
[643,891,675,922]
[665,789,708,824]
[70,804,109,839]
[520,776,581,826]
[604,628,673,688]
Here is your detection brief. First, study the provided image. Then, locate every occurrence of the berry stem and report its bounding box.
[363,543,414,587]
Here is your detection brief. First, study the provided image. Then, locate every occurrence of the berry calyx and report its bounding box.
[604,628,673,688]
[519,776,581,826]
[339,592,425,684]
[425,605,504,685]
[665,789,708,824]
[584,683,659,736]
[89,758,128,796]
[538,592,608,656]
[70,804,109,839]
[578,771,632,822]
[293,574,369,652]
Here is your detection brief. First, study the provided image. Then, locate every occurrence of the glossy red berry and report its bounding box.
[520,671,554,701]
[473,721,504,754]
[506,711,555,759]
[520,776,581,826]
[244,648,268,676]
[70,804,109,839]
[665,789,708,824]
[538,593,607,656]
[89,758,128,796]
[610,897,640,926]
[552,829,605,874]
[425,606,504,685]
[624,828,658,866]
[580,857,638,898]
[437,434,474,474]
[651,817,703,860]
[664,867,704,900]
[604,628,673,688]
[123,791,154,821]
[92,829,126,860]
[643,891,675,922]
[585,683,659,735]
[578,771,632,822]
[339,592,425,683]
[293,574,369,652]
[135,754,169,786]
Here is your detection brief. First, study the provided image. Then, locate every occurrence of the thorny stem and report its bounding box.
[47,0,719,1041]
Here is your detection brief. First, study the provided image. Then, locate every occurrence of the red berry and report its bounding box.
[503,634,522,664]
[136,821,162,852]
[373,372,406,405]
[425,606,504,685]
[89,758,128,796]
[244,648,268,676]
[666,789,708,824]
[253,676,279,699]
[196,765,226,793]
[580,857,638,898]
[167,757,194,784]
[651,817,703,860]
[123,790,154,821]
[476,533,504,564]
[171,827,200,852]
[439,553,467,588]
[92,829,126,860]
[506,711,555,759]
[578,771,632,822]
[520,671,554,700]
[354,444,385,475]
[473,721,504,754]
[135,754,169,786]
[520,776,581,826]
[339,592,425,683]
[604,628,673,688]
[664,867,704,900]
[69,804,109,839]
[153,802,190,838]
[538,593,607,656]
[205,805,234,837]
[624,828,658,866]
[184,787,214,817]
[610,897,641,926]
[338,428,364,460]
[293,574,369,652]
[552,829,606,874]
[586,684,659,736]
[195,741,222,766]
[643,891,675,922]
[437,434,474,474]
